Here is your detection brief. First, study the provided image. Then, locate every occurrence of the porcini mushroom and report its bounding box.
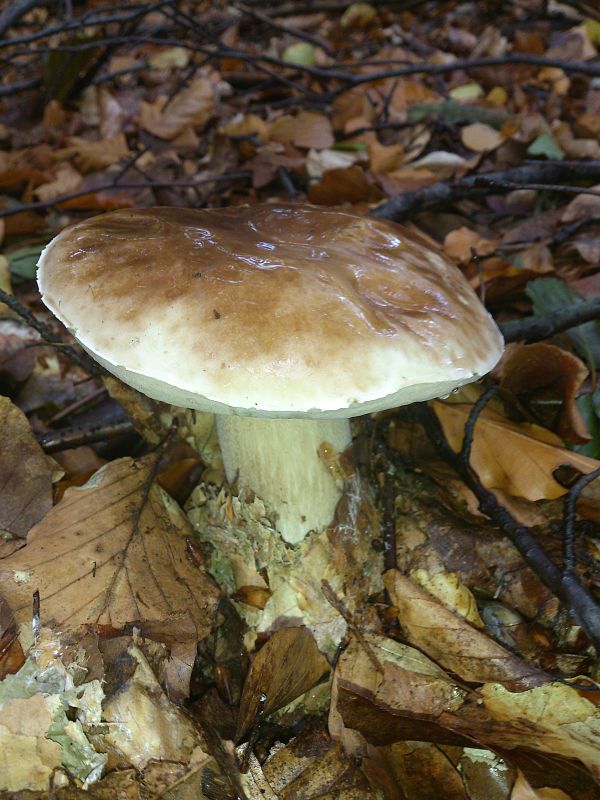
[37,205,503,545]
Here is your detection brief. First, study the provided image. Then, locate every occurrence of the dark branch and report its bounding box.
[500,298,600,344]
[371,161,600,222]
[417,402,600,651]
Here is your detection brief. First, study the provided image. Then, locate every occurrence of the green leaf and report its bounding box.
[5,244,45,280]
[282,42,316,66]
[42,35,102,102]
[526,133,565,160]
[573,391,600,458]
[526,278,600,366]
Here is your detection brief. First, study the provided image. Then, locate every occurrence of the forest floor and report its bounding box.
[2,0,600,797]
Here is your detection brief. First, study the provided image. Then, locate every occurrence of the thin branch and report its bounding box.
[418,402,600,650]
[36,415,134,453]
[371,161,600,221]
[0,288,102,375]
[234,2,335,57]
[0,172,252,219]
[563,466,600,575]
[500,298,600,344]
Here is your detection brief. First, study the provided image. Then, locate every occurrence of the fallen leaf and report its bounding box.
[384,570,547,689]
[497,342,590,443]
[481,682,600,782]
[511,770,573,800]
[431,399,600,502]
[100,644,202,770]
[308,165,383,204]
[138,76,214,140]
[33,162,82,202]
[0,396,61,538]
[269,110,334,150]
[0,596,24,680]
[236,626,329,739]
[443,227,499,263]
[0,456,219,636]
[461,122,504,152]
[562,186,600,222]
[410,569,485,628]
[59,134,130,173]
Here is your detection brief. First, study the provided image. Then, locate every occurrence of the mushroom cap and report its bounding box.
[37,205,503,418]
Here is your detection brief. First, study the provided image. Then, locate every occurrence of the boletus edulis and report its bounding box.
[37,204,503,646]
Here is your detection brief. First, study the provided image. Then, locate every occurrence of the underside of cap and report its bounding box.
[37,205,504,417]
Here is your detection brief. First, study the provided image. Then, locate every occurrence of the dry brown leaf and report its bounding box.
[497,342,589,443]
[269,110,334,150]
[381,741,469,800]
[0,396,61,538]
[308,165,383,205]
[561,186,600,222]
[60,134,130,173]
[384,570,546,689]
[0,456,219,636]
[431,400,600,502]
[461,122,504,152]
[138,76,214,140]
[443,227,499,263]
[0,595,24,679]
[481,682,600,783]
[511,770,573,800]
[32,163,81,202]
[410,569,484,628]
[236,626,329,739]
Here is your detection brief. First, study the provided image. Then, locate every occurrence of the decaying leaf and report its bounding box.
[100,644,204,770]
[0,396,62,538]
[0,596,24,680]
[308,165,383,204]
[432,400,600,502]
[269,111,334,150]
[511,770,573,800]
[236,626,329,739]
[0,456,219,637]
[59,134,130,173]
[497,342,590,443]
[138,76,214,140]
[482,682,600,782]
[384,570,546,689]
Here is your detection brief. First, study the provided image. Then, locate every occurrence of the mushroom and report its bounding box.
[37,205,503,545]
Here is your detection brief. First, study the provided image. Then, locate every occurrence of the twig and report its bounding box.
[0,172,252,219]
[321,579,384,674]
[0,0,51,37]
[563,466,600,575]
[418,402,600,650]
[500,297,600,344]
[0,288,102,375]
[36,415,134,453]
[235,2,335,57]
[371,161,600,221]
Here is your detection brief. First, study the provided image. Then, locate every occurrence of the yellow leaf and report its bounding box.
[432,400,600,501]
[410,569,484,628]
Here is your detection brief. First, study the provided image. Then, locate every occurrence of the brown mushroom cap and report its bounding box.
[37,205,503,417]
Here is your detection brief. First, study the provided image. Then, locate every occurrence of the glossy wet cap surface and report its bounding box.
[37,205,504,416]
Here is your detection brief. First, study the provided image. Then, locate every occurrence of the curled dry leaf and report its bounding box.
[0,595,24,680]
[269,110,334,150]
[0,396,62,538]
[32,162,81,202]
[384,570,546,689]
[138,76,214,140]
[59,134,130,173]
[308,165,383,205]
[431,400,600,502]
[497,342,590,444]
[236,626,330,739]
[443,226,499,263]
[0,455,219,637]
[510,770,573,800]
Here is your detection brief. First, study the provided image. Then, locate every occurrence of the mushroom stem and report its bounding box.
[216,416,352,544]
